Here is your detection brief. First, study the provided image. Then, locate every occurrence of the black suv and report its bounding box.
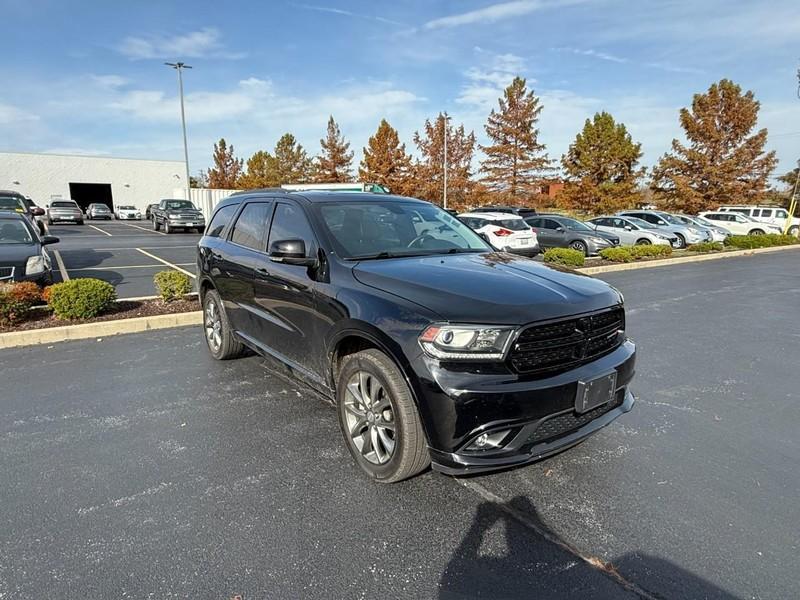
[197,191,636,482]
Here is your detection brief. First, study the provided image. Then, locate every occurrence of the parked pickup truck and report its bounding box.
[151,199,206,234]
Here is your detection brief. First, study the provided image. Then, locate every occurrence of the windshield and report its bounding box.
[693,216,715,227]
[0,220,33,244]
[51,201,77,208]
[558,217,593,231]
[625,216,658,230]
[657,212,683,225]
[0,197,26,212]
[496,218,529,231]
[119,205,135,210]
[318,201,490,259]
[165,200,196,210]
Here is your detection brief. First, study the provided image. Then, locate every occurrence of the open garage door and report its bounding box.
[69,183,113,212]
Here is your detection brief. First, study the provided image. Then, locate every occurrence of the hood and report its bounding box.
[352,252,622,325]
[0,243,39,266]
[167,207,201,214]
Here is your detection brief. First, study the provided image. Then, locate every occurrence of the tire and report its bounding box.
[635,238,651,245]
[47,219,53,226]
[789,226,799,237]
[164,221,171,234]
[748,228,764,236]
[77,220,84,226]
[674,233,686,249]
[202,289,244,360]
[337,349,430,483]
[153,218,160,232]
[569,240,588,256]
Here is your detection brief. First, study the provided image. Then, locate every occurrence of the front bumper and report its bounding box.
[586,239,613,255]
[168,219,205,227]
[411,339,636,475]
[0,265,52,285]
[118,214,141,220]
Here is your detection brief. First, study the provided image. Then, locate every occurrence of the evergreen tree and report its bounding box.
[559,111,644,213]
[205,138,243,189]
[651,79,777,213]
[314,116,354,183]
[480,77,551,202]
[239,150,279,189]
[413,114,477,209]
[272,133,313,184]
[358,119,414,195]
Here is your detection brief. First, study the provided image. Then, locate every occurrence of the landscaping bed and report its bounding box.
[0,297,199,333]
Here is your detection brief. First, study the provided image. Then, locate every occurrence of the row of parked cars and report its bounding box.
[455,204,794,257]
[0,191,59,285]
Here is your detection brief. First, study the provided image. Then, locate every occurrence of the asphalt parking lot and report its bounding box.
[45,219,200,298]
[1,252,798,599]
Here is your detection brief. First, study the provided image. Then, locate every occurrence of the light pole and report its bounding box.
[165,62,192,201]
[442,112,451,209]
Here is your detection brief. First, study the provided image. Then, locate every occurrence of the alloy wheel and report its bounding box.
[343,371,396,465]
[205,298,222,353]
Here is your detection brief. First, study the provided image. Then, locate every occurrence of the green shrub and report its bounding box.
[724,234,800,250]
[47,278,116,320]
[599,247,635,263]
[630,244,672,259]
[687,241,724,253]
[154,270,192,302]
[543,247,585,267]
[0,282,42,325]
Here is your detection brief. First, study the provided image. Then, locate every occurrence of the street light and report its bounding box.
[165,62,192,201]
[442,112,451,209]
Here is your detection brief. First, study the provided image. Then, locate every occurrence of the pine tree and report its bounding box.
[239,150,279,189]
[205,138,243,189]
[358,119,414,195]
[558,111,644,213]
[413,114,477,209]
[272,133,313,184]
[314,116,354,183]
[651,79,777,213]
[480,77,551,202]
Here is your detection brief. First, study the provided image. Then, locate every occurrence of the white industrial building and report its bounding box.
[0,151,189,213]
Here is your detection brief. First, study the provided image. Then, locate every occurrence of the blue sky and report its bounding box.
[1,0,798,182]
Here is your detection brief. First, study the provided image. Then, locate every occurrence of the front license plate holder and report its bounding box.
[575,370,617,414]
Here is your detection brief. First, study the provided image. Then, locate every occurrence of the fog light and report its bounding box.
[466,429,512,451]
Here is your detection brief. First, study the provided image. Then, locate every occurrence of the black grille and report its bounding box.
[523,389,625,446]
[0,266,13,280]
[509,307,625,375]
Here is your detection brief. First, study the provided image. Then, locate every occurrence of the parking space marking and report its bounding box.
[135,248,196,278]
[120,222,167,236]
[88,224,113,237]
[52,249,70,281]
[67,262,195,272]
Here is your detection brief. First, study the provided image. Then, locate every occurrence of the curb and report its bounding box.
[0,311,202,350]
[577,244,800,275]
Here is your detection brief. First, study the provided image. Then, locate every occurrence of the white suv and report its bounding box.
[718,206,798,236]
[458,212,540,256]
[698,211,783,236]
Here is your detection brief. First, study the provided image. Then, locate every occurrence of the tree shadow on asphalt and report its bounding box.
[438,495,743,600]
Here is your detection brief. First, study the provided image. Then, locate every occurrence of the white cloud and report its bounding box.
[293,3,406,27]
[555,47,628,64]
[0,102,39,124]
[424,0,585,30]
[117,27,245,60]
[89,75,129,89]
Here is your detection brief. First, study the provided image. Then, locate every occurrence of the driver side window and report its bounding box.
[268,203,317,257]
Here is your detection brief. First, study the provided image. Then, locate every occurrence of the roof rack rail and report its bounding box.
[228,187,291,197]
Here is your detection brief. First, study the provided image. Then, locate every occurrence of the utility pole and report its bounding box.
[442,112,451,209]
[165,62,192,202]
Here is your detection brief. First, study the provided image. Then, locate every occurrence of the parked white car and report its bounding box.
[458,212,539,256]
[698,211,783,236]
[717,205,798,236]
[114,205,141,220]
[587,216,676,246]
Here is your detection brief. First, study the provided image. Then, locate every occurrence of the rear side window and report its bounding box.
[230,202,272,251]
[268,203,316,256]
[498,218,528,231]
[206,204,238,238]
[760,209,771,217]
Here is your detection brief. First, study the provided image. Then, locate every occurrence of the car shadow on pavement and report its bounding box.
[438,495,742,600]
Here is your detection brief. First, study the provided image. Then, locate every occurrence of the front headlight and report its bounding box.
[26,255,46,275]
[419,324,515,361]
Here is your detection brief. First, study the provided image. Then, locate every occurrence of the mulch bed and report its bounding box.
[0,297,200,333]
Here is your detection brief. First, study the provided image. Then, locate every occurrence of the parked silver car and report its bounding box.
[674,214,730,243]
[47,199,84,225]
[587,215,677,246]
[617,210,710,248]
[86,203,113,220]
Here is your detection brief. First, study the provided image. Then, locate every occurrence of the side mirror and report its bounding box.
[624,225,632,231]
[269,239,317,266]
[31,207,45,216]
[555,226,565,232]
[41,235,59,245]
[657,220,666,225]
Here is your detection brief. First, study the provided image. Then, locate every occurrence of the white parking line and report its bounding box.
[68,263,195,272]
[52,249,70,281]
[119,222,167,236]
[135,248,196,278]
[88,224,112,237]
